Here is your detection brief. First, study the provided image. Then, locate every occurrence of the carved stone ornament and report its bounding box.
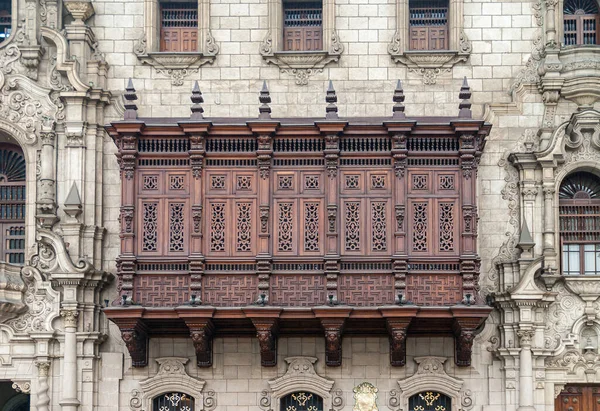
[0,261,27,323]
[264,357,337,411]
[259,30,343,86]
[396,357,474,411]
[134,31,218,86]
[388,34,470,85]
[131,357,215,411]
[60,309,79,328]
[353,382,378,411]
[11,381,31,394]
[556,47,600,107]
[63,0,95,23]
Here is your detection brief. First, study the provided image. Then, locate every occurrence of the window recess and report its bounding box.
[160,2,198,52]
[409,0,448,51]
[283,1,323,51]
[563,0,600,46]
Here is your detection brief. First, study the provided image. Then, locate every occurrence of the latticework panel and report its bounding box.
[202,274,257,306]
[270,274,326,306]
[405,274,462,305]
[134,274,190,306]
[338,274,395,306]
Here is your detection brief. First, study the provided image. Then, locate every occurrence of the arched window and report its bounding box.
[559,171,600,275]
[0,144,25,265]
[563,0,600,45]
[408,391,451,411]
[280,392,324,411]
[409,0,449,50]
[152,392,195,411]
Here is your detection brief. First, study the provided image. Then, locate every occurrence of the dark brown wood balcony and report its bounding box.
[104,81,492,369]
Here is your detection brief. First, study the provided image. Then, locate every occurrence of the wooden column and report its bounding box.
[249,121,279,303]
[181,122,211,302]
[112,123,143,303]
[385,121,415,303]
[316,121,346,304]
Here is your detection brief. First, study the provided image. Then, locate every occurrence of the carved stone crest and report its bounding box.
[353,382,378,411]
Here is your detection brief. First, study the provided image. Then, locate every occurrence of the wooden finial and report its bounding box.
[190,80,204,120]
[325,80,338,120]
[259,80,272,119]
[123,78,138,120]
[392,79,406,119]
[458,77,472,118]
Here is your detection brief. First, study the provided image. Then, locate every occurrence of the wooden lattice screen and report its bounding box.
[160,2,198,52]
[409,0,448,50]
[283,1,323,51]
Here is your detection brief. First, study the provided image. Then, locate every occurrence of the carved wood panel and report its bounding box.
[273,169,325,256]
[555,386,600,411]
[134,274,190,306]
[270,274,326,306]
[340,169,392,256]
[205,170,258,256]
[338,274,395,306]
[202,274,257,306]
[405,274,462,305]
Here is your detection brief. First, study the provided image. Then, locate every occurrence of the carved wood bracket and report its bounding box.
[245,308,282,367]
[189,320,215,367]
[386,318,412,367]
[314,308,351,366]
[452,317,481,367]
[113,314,149,367]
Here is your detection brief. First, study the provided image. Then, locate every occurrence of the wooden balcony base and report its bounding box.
[104,305,491,368]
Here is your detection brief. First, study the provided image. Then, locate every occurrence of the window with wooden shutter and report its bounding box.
[160,1,198,52]
[559,172,600,275]
[563,0,600,45]
[283,1,323,51]
[0,145,25,265]
[408,0,449,50]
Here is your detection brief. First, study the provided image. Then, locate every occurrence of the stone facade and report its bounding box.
[0,0,599,409]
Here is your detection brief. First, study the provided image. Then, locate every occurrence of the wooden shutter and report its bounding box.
[283,1,323,51]
[160,2,198,52]
[409,0,448,50]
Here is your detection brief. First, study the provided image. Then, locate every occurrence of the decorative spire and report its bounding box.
[259,80,272,119]
[123,78,138,120]
[190,81,204,120]
[325,80,338,119]
[458,76,472,118]
[392,79,405,119]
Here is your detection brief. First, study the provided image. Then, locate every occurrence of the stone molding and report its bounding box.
[261,356,338,411]
[387,0,471,84]
[259,0,343,85]
[396,357,474,411]
[130,357,216,411]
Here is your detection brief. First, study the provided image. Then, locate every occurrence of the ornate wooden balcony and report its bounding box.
[104,80,492,369]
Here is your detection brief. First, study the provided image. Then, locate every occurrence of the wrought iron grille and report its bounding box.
[280,392,324,411]
[0,146,25,264]
[408,391,451,411]
[152,392,195,411]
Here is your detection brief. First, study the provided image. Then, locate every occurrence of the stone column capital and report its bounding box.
[60,310,79,328]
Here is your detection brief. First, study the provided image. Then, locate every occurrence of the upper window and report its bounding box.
[280,392,323,411]
[0,144,25,265]
[408,392,451,411]
[563,0,600,46]
[282,1,323,52]
[0,0,10,41]
[559,171,600,275]
[160,1,198,52]
[152,392,194,411]
[408,0,448,50]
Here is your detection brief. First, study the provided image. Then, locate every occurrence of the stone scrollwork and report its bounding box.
[264,356,336,411]
[0,261,27,323]
[396,357,473,411]
[132,357,214,411]
[154,68,200,87]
